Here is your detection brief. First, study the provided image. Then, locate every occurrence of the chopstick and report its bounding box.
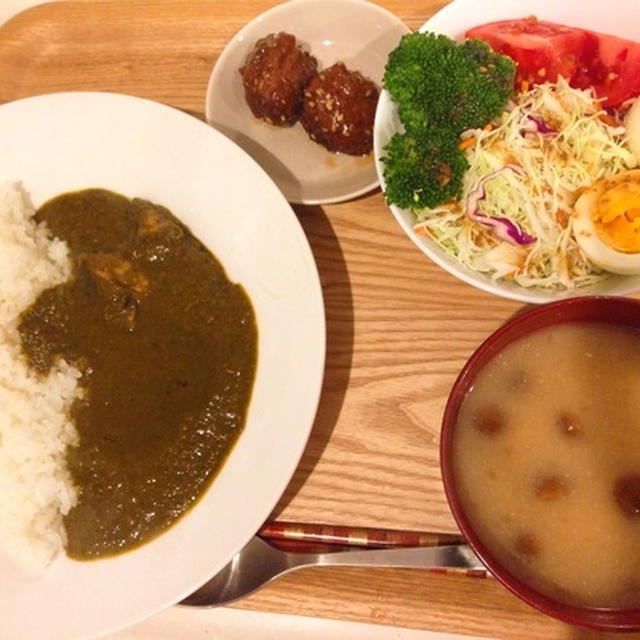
[258,521,488,578]
[259,521,464,548]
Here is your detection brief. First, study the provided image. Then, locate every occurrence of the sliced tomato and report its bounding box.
[572,31,640,107]
[466,17,640,108]
[466,18,589,87]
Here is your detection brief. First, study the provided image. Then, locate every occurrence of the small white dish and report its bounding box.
[206,0,409,205]
[373,0,640,304]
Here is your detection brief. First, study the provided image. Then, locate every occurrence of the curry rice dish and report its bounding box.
[1,185,257,566]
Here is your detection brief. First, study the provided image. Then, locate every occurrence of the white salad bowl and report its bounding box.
[373,0,640,304]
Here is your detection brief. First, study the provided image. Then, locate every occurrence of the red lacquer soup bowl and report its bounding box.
[441,296,640,631]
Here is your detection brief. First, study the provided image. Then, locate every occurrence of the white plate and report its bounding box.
[206,0,409,205]
[373,0,640,304]
[0,91,325,640]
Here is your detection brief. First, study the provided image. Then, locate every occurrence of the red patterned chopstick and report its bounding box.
[258,521,488,578]
[259,521,464,548]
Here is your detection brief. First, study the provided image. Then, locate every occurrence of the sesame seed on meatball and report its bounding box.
[239,32,318,126]
[300,62,379,155]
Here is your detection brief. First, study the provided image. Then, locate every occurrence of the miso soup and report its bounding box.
[453,322,640,609]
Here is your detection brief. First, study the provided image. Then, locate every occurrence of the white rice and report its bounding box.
[0,183,81,572]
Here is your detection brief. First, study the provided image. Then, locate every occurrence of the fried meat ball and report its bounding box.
[239,32,318,126]
[300,63,379,155]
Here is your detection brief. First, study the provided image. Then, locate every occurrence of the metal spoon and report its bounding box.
[180,535,484,607]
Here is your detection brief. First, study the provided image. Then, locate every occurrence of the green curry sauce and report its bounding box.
[18,189,257,559]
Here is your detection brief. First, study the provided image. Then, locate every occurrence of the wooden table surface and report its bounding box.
[0,1,635,638]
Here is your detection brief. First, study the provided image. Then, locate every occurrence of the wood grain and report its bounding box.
[275,197,519,534]
[0,0,447,113]
[232,565,640,640]
[0,2,632,638]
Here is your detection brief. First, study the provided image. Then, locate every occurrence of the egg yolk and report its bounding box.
[594,179,640,253]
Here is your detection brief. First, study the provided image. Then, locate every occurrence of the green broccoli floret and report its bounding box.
[383,32,515,133]
[380,32,515,210]
[382,130,469,210]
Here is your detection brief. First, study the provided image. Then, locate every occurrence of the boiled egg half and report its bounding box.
[573,170,640,275]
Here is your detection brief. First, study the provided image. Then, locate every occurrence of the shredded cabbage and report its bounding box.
[412,77,638,290]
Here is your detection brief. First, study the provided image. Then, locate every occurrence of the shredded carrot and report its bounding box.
[520,80,530,93]
[458,136,476,151]
[554,209,569,228]
[413,225,431,237]
[483,123,493,132]
[598,112,617,127]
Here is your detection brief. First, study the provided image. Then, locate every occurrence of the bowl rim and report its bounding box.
[440,295,640,631]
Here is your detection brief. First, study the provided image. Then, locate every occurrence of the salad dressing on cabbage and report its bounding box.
[413,78,637,290]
